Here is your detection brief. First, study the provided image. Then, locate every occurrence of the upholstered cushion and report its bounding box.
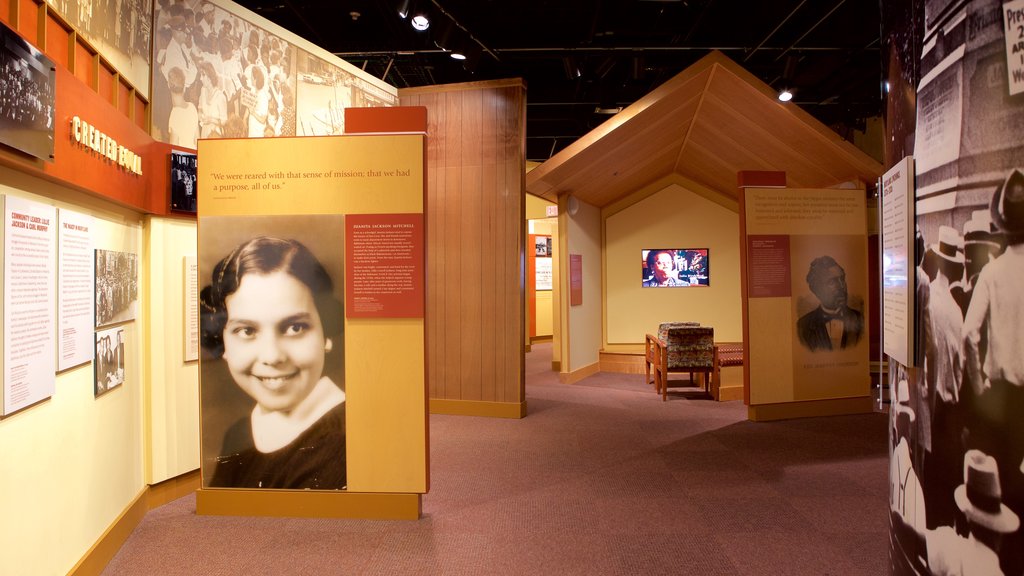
[717,344,745,367]
[659,325,714,370]
[657,322,700,344]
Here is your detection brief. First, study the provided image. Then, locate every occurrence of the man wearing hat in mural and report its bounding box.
[892,377,926,534]
[924,450,1020,576]
[924,225,967,529]
[796,255,863,351]
[962,169,1024,575]
[955,209,1005,318]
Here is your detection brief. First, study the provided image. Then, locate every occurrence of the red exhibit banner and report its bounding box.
[569,253,583,306]
[345,213,425,318]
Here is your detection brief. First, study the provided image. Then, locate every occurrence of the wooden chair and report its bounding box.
[644,322,700,392]
[652,324,715,401]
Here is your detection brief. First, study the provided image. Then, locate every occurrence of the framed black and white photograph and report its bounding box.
[95,249,138,328]
[94,326,125,397]
[199,214,347,491]
[0,20,55,162]
[170,150,197,213]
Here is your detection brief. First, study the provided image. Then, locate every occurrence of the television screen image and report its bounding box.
[641,249,709,287]
[170,151,197,213]
[0,21,55,162]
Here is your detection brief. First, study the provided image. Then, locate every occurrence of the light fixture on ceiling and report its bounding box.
[594,106,623,115]
[397,0,412,19]
[411,12,430,30]
[778,89,793,102]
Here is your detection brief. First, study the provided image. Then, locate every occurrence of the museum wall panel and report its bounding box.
[400,80,526,416]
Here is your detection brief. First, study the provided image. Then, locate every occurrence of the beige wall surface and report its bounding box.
[605,183,742,344]
[564,197,603,371]
[0,167,145,576]
[145,217,199,484]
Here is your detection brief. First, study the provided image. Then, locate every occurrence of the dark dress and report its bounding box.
[210,403,346,490]
[796,306,864,351]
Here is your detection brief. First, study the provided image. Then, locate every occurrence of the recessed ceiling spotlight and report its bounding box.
[451,51,466,60]
[778,89,793,102]
[411,13,430,30]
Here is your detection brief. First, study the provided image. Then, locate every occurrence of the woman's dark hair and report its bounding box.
[200,236,342,358]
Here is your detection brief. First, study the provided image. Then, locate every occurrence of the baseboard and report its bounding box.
[748,396,875,422]
[716,385,745,402]
[430,398,527,419]
[599,350,646,375]
[196,489,421,520]
[69,470,200,576]
[559,361,600,384]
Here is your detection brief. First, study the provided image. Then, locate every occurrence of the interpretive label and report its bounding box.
[747,235,791,298]
[57,209,94,371]
[345,213,424,318]
[3,196,57,415]
[881,157,915,366]
[184,256,198,362]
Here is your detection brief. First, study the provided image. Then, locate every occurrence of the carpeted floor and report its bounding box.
[102,343,888,575]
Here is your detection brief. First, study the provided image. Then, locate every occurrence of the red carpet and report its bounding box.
[103,343,888,575]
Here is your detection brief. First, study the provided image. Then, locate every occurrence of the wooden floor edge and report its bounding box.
[430,398,528,419]
[69,470,201,576]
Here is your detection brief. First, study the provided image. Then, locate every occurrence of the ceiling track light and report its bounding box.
[411,13,430,30]
[397,0,412,19]
[778,89,793,102]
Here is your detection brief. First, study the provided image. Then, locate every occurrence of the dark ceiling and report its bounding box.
[234,0,883,163]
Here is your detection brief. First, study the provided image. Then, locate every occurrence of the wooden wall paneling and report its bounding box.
[16,0,36,43]
[505,86,525,403]
[0,0,11,26]
[442,91,464,399]
[460,88,484,401]
[134,92,146,131]
[429,93,448,399]
[98,60,116,105]
[117,78,132,117]
[74,41,94,88]
[478,88,498,402]
[44,13,69,69]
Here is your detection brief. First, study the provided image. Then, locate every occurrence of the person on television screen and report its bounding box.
[200,236,346,490]
[796,255,863,351]
[643,249,689,287]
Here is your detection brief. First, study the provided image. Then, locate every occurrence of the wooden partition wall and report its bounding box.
[400,79,527,419]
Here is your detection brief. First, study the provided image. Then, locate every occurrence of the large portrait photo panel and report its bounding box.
[199,214,346,490]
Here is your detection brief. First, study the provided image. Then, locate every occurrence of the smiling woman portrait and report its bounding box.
[199,225,346,490]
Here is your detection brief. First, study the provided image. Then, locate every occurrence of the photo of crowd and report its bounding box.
[149,0,397,148]
[94,249,139,328]
[44,0,152,96]
[888,1,1024,574]
[0,21,55,162]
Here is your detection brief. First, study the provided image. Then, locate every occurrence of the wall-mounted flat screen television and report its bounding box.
[170,151,197,213]
[0,21,55,162]
[641,249,709,287]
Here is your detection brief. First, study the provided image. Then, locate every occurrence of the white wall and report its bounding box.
[0,166,145,576]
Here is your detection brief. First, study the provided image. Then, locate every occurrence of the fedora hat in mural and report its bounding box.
[963,209,1000,248]
[991,169,1024,235]
[954,449,1020,533]
[932,225,964,266]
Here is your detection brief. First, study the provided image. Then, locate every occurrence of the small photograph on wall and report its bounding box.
[95,249,139,328]
[0,20,55,162]
[199,214,347,491]
[94,326,125,397]
[170,151,197,213]
[534,235,551,257]
[641,249,709,287]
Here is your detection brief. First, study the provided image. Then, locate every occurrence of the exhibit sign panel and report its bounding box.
[3,196,57,415]
[881,156,916,367]
[197,134,426,500]
[743,188,870,406]
[184,256,199,362]
[57,209,95,372]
